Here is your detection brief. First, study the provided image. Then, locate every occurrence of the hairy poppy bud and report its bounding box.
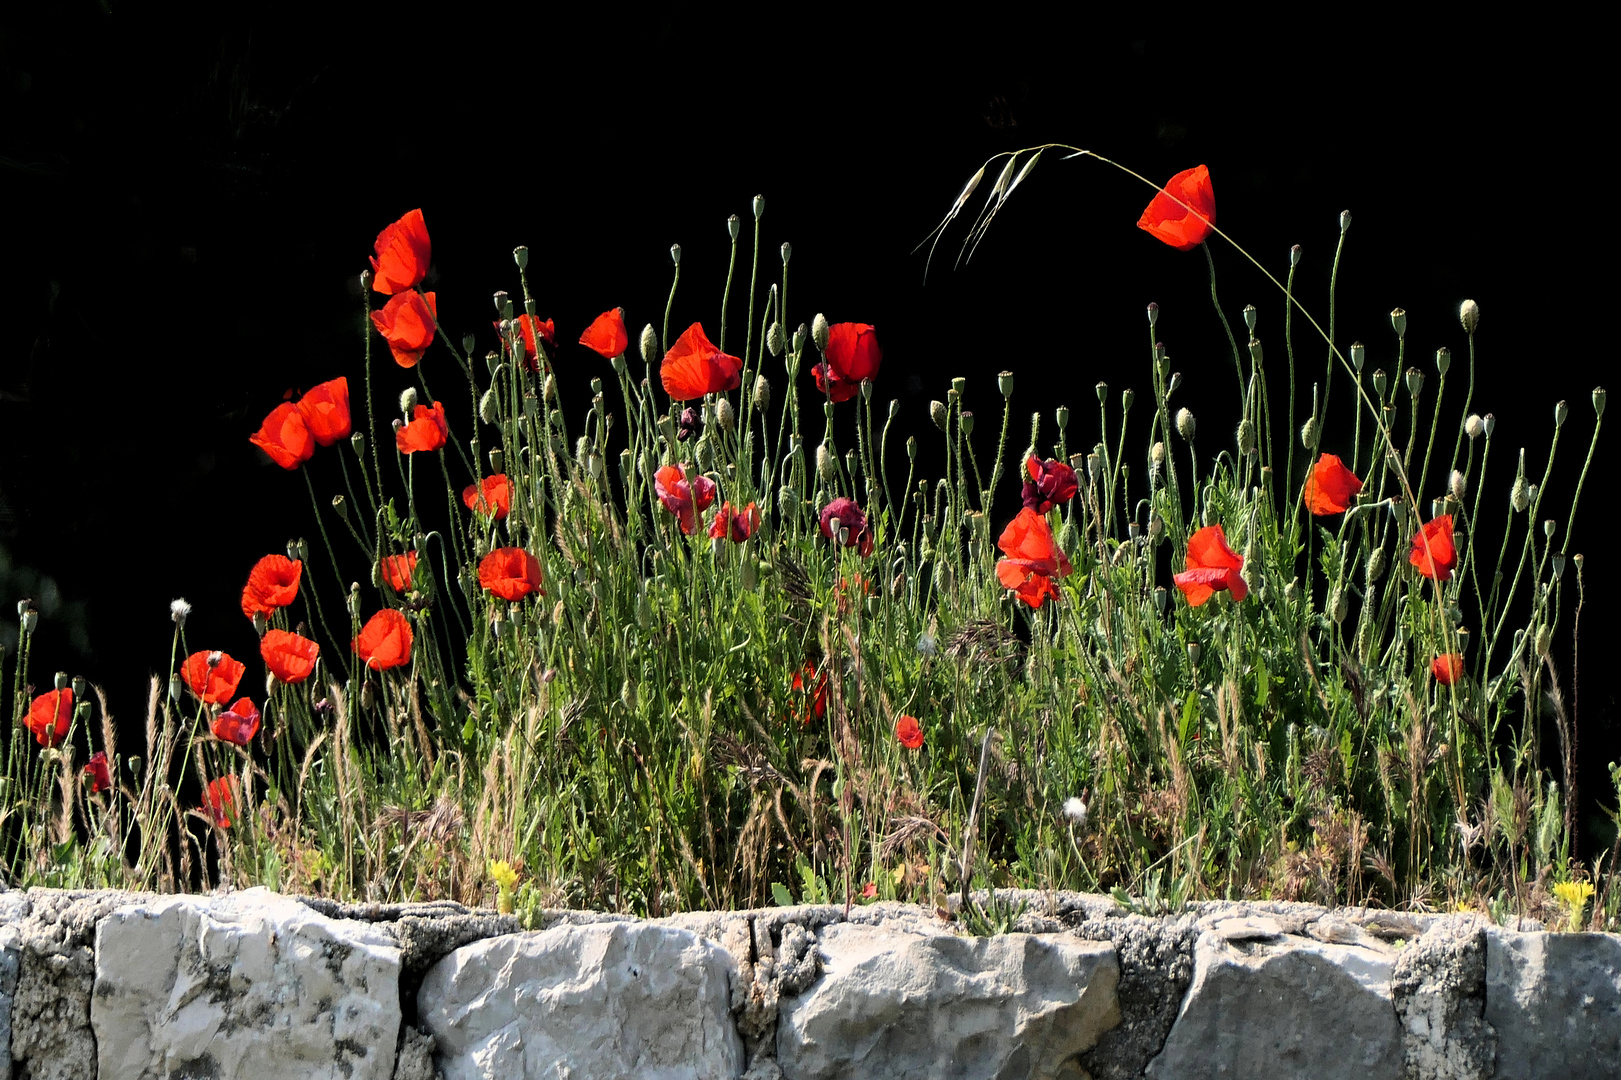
[1535,624,1552,657]
[1435,347,1451,376]
[479,388,498,424]
[1349,342,1365,372]
[1448,469,1467,502]
[1405,367,1424,398]
[1175,407,1196,442]
[1511,476,1530,513]
[1554,400,1569,429]
[766,321,784,358]
[998,371,1014,398]
[1330,588,1348,625]
[1390,308,1407,339]
[930,400,949,431]
[1149,513,1164,542]
[811,312,829,353]
[1243,304,1257,333]
[1367,547,1387,584]
[640,323,659,365]
[792,324,807,356]
[1339,209,1352,232]
[816,442,834,481]
[359,269,372,291]
[1147,301,1160,327]
[348,582,362,620]
[960,411,975,437]
[748,375,770,414]
[1594,387,1607,419]
[1290,243,1302,267]
[1059,521,1080,556]
[1459,299,1480,334]
[1237,420,1256,455]
[1465,414,1484,440]
[1151,441,1166,466]
[715,396,735,432]
[399,387,417,416]
[1300,417,1318,451]
[1248,337,1264,367]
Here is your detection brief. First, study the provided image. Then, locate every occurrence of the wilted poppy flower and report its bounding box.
[478,547,544,601]
[1173,524,1248,606]
[500,313,556,372]
[249,402,315,470]
[396,400,449,454]
[1409,514,1457,582]
[371,290,438,368]
[1022,457,1079,514]
[996,507,1073,609]
[182,650,247,705]
[1138,164,1216,251]
[261,629,320,684]
[26,688,73,747]
[1432,653,1465,686]
[380,552,419,592]
[709,501,761,543]
[370,208,431,295]
[895,714,923,750]
[85,750,112,794]
[654,464,717,535]
[790,662,828,727]
[661,322,743,401]
[813,322,882,403]
[819,497,875,557]
[354,608,413,671]
[241,554,303,619]
[211,696,262,745]
[295,377,351,447]
[200,775,237,828]
[1303,453,1363,516]
[462,474,512,519]
[579,308,630,359]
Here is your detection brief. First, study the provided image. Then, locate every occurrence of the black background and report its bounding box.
[2,8,1615,840]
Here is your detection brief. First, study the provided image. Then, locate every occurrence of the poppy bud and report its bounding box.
[332,494,348,520]
[1156,354,1171,384]
[1405,367,1424,398]
[715,397,735,432]
[727,214,740,242]
[1330,588,1348,625]
[639,323,660,366]
[1148,301,1160,327]
[930,400,949,431]
[252,610,268,637]
[1365,545,1386,584]
[752,375,771,412]
[1339,209,1352,233]
[1465,414,1485,440]
[171,599,191,628]
[812,313,830,352]
[1300,417,1318,450]
[1554,400,1568,429]
[1169,372,1183,396]
[1237,420,1256,455]
[478,388,498,425]
[1290,243,1302,267]
[1055,405,1070,432]
[1391,308,1408,339]
[1535,624,1552,657]
[1349,342,1365,372]
[906,436,917,460]
[1187,642,1202,666]
[489,448,505,474]
[779,242,791,266]
[1151,441,1166,466]
[1060,522,1081,556]
[1543,519,1557,541]
[1435,347,1451,376]
[967,511,987,539]
[793,324,808,355]
[348,583,362,619]
[1511,476,1530,513]
[816,443,834,481]
[1448,469,1467,502]
[669,243,682,267]
[1483,413,1497,438]
[1149,513,1164,542]
[1459,299,1480,334]
[1243,304,1257,333]
[753,194,765,221]
[361,681,376,710]
[1175,408,1196,442]
[766,321,784,357]
[493,290,510,316]
[960,411,975,437]
[168,673,183,702]
[1284,580,1299,605]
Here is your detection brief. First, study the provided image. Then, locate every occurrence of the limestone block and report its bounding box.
[92,887,403,1080]
[1391,918,1495,1080]
[1485,928,1621,1080]
[776,921,1120,1080]
[0,891,29,1080]
[13,889,134,1080]
[418,921,743,1080]
[1146,931,1403,1080]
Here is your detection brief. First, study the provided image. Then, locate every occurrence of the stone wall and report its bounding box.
[1,887,1615,1079]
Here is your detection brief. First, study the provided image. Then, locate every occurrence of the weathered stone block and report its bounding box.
[1485,928,1621,1080]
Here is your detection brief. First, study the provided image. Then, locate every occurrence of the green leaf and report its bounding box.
[771,882,794,907]
[1179,691,1198,745]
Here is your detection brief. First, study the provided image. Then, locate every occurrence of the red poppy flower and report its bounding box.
[26,688,73,747]
[396,400,449,454]
[371,290,438,368]
[261,629,320,684]
[499,313,556,372]
[250,402,315,470]
[1173,524,1248,606]
[211,697,262,745]
[1022,457,1079,514]
[653,464,717,535]
[790,662,828,727]
[996,507,1073,609]
[708,501,761,543]
[1432,653,1465,686]
[182,651,247,705]
[478,547,545,601]
[1138,165,1216,252]
[579,308,630,359]
[295,377,351,447]
[661,322,743,401]
[369,208,431,295]
[380,552,419,592]
[200,775,237,828]
[85,750,112,794]
[1409,514,1458,582]
[462,474,512,519]
[240,554,303,619]
[813,323,882,403]
[895,714,924,750]
[1303,453,1363,516]
[354,608,413,671]
[819,497,875,557]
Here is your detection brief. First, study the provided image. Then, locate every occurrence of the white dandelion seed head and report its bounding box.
[1063,797,1088,826]
[170,598,191,624]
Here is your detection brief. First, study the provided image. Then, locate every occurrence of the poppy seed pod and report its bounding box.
[998,371,1014,397]
[779,241,791,265]
[669,243,682,266]
[512,245,528,269]
[489,448,505,474]
[1187,642,1202,666]
[1349,342,1365,372]
[1243,304,1257,333]
[1391,308,1408,339]
[399,387,418,416]
[1175,407,1196,442]
[1405,367,1424,398]
[639,324,659,365]
[1555,400,1569,429]
[1290,243,1302,267]
[332,494,348,520]
[1248,337,1264,367]
[1543,519,1557,541]
[1459,299,1480,333]
[1147,301,1159,327]
[1594,387,1607,419]
[1340,209,1352,232]
[905,435,917,461]
[811,313,829,352]
[752,375,771,412]
[1435,347,1451,376]
[53,670,70,691]
[1055,405,1070,432]
[845,449,859,478]
[960,411,975,437]
[492,290,510,316]
[1483,413,1497,438]
[752,193,765,221]
[930,400,949,431]
[485,351,500,375]
[1154,585,1168,615]
[1465,414,1485,440]
[350,432,365,457]
[1552,554,1566,579]
[1095,381,1108,405]
[951,376,967,396]
[1122,388,1135,411]
[727,214,740,242]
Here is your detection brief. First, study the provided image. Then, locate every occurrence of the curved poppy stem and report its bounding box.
[1200,243,1246,421]
[300,469,354,683]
